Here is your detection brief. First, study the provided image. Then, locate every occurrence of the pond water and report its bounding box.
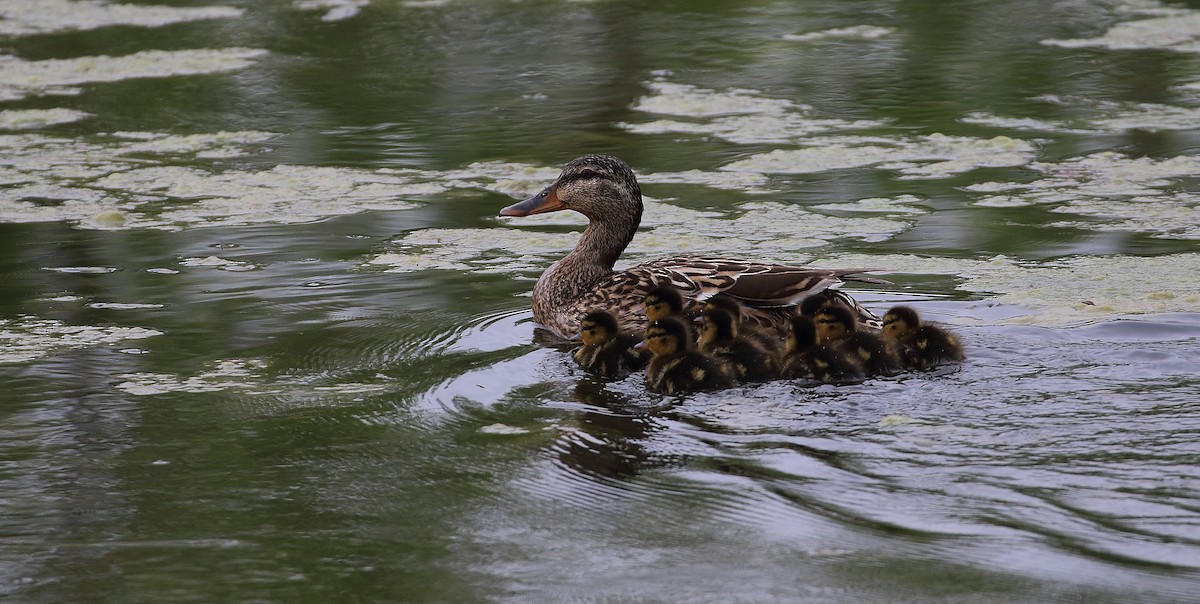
[2,0,1200,601]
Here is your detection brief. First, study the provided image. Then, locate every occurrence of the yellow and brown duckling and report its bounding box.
[703,295,784,355]
[799,289,883,330]
[642,317,734,395]
[574,309,650,378]
[881,305,965,370]
[781,315,865,384]
[814,305,903,377]
[644,285,686,323]
[697,308,780,383]
[644,285,697,341]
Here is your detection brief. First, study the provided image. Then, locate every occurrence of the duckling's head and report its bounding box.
[798,293,832,317]
[814,305,856,343]
[787,315,819,354]
[645,317,692,357]
[579,309,619,346]
[882,305,921,341]
[704,295,744,321]
[644,285,685,322]
[699,308,737,348]
[498,155,642,223]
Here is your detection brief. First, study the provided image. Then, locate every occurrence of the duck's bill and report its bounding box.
[498,185,565,217]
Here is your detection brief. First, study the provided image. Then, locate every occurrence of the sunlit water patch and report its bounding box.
[964,99,1200,134]
[782,25,895,42]
[0,0,242,37]
[967,152,1200,239]
[722,133,1036,179]
[1043,2,1200,53]
[295,0,369,22]
[0,48,268,102]
[822,252,1200,325]
[0,109,91,130]
[370,195,923,273]
[621,80,886,144]
[114,359,269,396]
[0,316,161,364]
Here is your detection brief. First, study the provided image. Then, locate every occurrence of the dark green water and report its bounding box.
[2,0,1199,602]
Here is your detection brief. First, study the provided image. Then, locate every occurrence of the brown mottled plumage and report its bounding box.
[781,315,865,384]
[698,308,779,383]
[573,310,649,378]
[881,306,965,370]
[498,154,886,339]
[814,305,903,377]
[643,317,733,395]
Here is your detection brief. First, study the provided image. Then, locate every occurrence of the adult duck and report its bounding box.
[499,154,885,340]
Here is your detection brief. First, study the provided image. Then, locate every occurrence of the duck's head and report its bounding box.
[699,308,737,348]
[579,309,619,346]
[881,305,920,341]
[787,315,819,354]
[644,285,684,322]
[499,155,643,222]
[644,317,691,356]
[814,305,856,343]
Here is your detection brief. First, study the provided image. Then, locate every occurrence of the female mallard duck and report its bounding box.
[814,305,903,377]
[781,315,865,384]
[642,317,733,395]
[499,154,886,340]
[697,308,780,383]
[881,305,965,370]
[573,309,650,378]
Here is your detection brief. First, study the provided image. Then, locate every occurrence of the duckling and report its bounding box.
[781,315,865,384]
[644,285,697,341]
[881,305,965,370]
[697,308,780,383]
[573,310,650,378]
[814,305,903,377]
[644,285,686,322]
[643,317,733,395]
[798,290,840,317]
[703,295,783,355]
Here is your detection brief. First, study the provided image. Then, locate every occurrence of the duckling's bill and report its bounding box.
[499,185,565,217]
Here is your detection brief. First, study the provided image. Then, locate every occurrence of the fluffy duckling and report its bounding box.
[642,317,733,395]
[644,285,696,341]
[798,290,841,317]
[644,285,686,322]
[573,310,650,378]
[814,305,903,377]
[881,305,965,370]
[697,308,780,383]
[703,295,783,355]
[781,315,865,384]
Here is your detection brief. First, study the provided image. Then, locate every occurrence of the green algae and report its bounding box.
[0,48,268,102]
[0,0,242,37]
[0,316,161,364]
[820,252,1200,325]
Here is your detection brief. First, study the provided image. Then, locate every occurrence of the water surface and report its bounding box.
[2,0,1199,602]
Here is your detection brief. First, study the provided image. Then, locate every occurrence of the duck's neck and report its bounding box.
[534,211,639,304]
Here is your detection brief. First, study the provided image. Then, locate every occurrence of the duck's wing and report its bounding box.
[627,255,884,307]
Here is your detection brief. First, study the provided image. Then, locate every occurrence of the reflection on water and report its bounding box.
[2,0,1200,602]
